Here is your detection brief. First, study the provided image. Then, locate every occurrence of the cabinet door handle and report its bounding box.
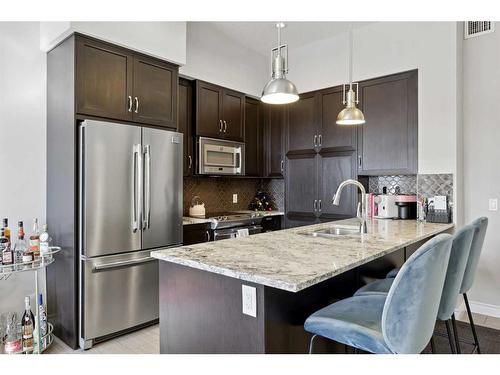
[318,199,322,212]
[313,135,317,147]
[314,199,318,211]
[219,120,223,132]
[188,155,193,169]
[223,120,227,133]
[128,96,133,112]
[280,160,284,172]
[358,155,362,168]
[318,134,322,147]
[134,97,139,113]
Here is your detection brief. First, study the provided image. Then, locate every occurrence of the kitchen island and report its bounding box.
[152,218,453,354]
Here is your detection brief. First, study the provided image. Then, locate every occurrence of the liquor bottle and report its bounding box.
[30,218,40,257]
[1,228,14,266]
[2,218,11,244]
[14,222,29,265]
[34,293,48,351]
[22,296,35,352]
[39,224,50,256]
[4,313,22,354]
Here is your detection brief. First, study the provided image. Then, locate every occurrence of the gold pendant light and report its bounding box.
[261,22,299,105]
[336,24,365,125]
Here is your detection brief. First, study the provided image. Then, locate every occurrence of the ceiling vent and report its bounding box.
[464,21,494,39]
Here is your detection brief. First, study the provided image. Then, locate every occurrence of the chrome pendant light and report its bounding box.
[261,22,299,105]
[336,24,365,125]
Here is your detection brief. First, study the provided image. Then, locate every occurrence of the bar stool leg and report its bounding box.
[463,293,481,354]
[451,313,461,354]
[430,336,436,354]
[309,334,318,354]
[445,320,456,354]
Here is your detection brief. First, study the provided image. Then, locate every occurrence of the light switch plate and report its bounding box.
[233,194,238,203]
[242,285,257,317]
[489,198,498,211]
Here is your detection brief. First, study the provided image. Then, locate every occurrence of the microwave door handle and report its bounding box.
[235,147,242,174]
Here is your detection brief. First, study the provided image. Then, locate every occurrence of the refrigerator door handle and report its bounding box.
[143,144,151,230]
[132,144,142,233]
[92,257,156,272]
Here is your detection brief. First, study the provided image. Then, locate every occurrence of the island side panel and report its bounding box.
[263,268,358,354]
[159,262,266,354]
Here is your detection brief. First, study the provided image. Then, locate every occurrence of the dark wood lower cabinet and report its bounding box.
[183,223,211,245]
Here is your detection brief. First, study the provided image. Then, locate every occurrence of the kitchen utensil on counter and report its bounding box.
[189,196,206,218]
[374,195,398,219]
[395,195,417,220]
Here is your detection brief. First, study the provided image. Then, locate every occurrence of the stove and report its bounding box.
[207,211,266,229]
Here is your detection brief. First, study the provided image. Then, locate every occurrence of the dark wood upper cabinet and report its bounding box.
[287,93,318,153]
[222,90,244,141]
[195,80,244,142]
[132,55,178,128]
[264,104,286,178]
[76,37,132,121]
[178,78,194,176]
[244,98,262,177]
[319,87,357,151]
[318,151,357,218]
[196,81,223,139]
[358,70,418,175]
[285,154,318,217]
[75,35,178,128]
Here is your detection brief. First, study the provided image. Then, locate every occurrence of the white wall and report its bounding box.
[463,29,500,316]
[40,21,187,65]
[180,22,268,97]
[288,22,460,176]
[0,22,47,313]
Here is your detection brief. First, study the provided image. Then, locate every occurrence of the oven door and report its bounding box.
[199,137,245,175]
[213,225,263,241]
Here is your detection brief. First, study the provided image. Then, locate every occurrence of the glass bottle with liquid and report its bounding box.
[22,296,35,352]
[30,218,40,257]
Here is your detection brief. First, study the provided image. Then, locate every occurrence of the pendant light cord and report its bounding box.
[348,23,353,89]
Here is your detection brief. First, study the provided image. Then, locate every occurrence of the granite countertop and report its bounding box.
[153,218,454,292]
[182,211,284,226]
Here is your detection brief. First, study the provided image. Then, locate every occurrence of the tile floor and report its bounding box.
[45,313,500,354]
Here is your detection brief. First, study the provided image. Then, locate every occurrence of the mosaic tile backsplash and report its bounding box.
[417,173,454,211]
[183,177,285,215]
[368,175,417,194]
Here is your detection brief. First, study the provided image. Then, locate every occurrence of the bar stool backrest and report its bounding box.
[437,225,475,320]
[381,234,453,353]
[460,217,488,294]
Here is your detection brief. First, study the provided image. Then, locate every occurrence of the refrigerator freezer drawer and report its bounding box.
[81,250,158,344]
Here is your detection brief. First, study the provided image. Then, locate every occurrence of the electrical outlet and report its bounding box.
[242,285,256,317]
[489,198,498,211]
[233,194,238,204]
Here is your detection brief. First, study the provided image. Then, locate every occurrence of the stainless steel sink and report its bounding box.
[302,225,361,238]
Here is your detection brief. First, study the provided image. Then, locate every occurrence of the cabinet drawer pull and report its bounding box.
[134,97,139,113]
[128,96,133,112]
[313,135,317,147]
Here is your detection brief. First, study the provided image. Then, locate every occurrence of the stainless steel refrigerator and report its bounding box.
[78,120,182,349]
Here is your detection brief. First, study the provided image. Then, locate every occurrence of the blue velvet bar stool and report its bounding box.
[354,224,475,354]
[459,217,488,353]
[304,234,453,354]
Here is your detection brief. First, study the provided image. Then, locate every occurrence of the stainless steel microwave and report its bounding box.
[198,137,245,175]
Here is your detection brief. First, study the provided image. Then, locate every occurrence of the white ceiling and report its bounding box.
[198,22,374,57]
